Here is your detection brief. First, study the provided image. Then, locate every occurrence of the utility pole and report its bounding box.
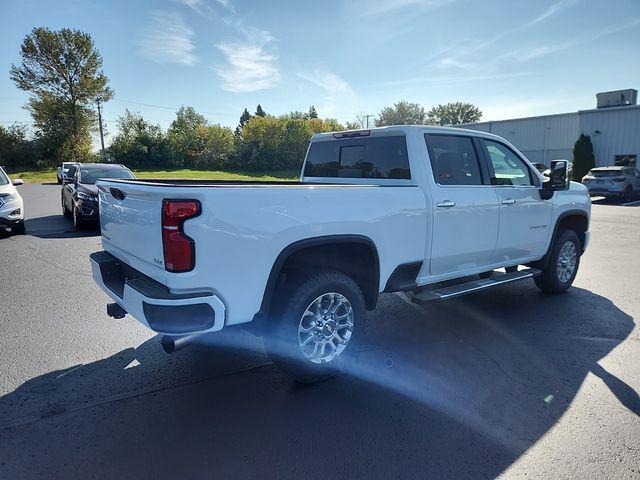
[363,114,374,129]
[96,96,106,161]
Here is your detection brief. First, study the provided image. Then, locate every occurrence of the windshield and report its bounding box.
[80,167,134,185]
[0,168,9,186]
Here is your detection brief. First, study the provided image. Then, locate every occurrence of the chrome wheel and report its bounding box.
[556,240,577,283]
[297,292,354,364]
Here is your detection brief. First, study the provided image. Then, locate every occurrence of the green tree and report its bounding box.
[10,27,112,166]
[426,102,482,125]
[165,106,234,169]
[0,124,37,169]
[572,134,595,182]
[375,101,425,126]
[234,108,253,137]
[109,110,166,168]
[239,108,252,127]
[255,104,267,117]
[236,116,311,171]
[308,105,318,119]
[166,106,207,167]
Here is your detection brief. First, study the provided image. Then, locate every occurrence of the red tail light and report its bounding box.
[162,199,200,272]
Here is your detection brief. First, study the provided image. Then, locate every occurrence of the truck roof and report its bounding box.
[310,124,504,141]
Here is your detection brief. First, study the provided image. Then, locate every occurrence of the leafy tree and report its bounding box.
[572,134,595,182]
[10,27,112,166]
[109,110,166,168]
[236,116,312,171]
[166,106,207,167]
[0,124,37,169]
[165,106,234,169]
[426,102,482,126]
[255,104,267,117]
[375,101,425,126]
[308,105,318,119]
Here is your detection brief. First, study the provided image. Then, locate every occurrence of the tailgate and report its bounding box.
[97,180,166,278]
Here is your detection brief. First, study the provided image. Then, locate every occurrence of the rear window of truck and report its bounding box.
[304,135,411,179]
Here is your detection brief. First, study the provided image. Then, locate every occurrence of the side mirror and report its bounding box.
[12,179,24,186]
[549,160,570,190]
[540,160,569,200]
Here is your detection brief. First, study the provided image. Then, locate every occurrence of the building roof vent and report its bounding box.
[596,89,637,108]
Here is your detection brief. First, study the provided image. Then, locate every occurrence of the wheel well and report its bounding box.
[557,213,588,250]
[258,237,380,320]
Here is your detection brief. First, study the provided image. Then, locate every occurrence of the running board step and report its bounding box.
[412,268,541,304]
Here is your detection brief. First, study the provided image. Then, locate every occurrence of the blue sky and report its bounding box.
[1,0,639,146]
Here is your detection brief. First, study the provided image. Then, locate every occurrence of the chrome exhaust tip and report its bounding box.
[161,333,201,353]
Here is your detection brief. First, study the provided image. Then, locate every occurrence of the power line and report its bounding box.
[112,97,237,117]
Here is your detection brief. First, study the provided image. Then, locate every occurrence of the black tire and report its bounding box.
[57,178,62,185]
[623,186,633,203]
[62,198,71,218]
[263,270,366,383]
[72,206,84,230]
[12,221,25,235]
[534,229,581,294]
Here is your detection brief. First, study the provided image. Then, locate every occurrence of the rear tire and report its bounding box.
[263,270,366,383]
[534,229,581,294]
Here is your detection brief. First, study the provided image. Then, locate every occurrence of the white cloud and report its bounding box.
[138,11,198,66]
[362,0,454,16]
[297,69,357,117]
[177,0,234,17]
[502,18,640,62]
[216,29,280,92]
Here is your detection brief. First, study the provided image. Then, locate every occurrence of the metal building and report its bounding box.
[462,89,640,168]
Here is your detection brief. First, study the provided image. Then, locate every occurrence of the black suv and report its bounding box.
[61,163,135,230]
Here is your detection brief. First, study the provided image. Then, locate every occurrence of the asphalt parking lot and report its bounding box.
[1,183,639,479]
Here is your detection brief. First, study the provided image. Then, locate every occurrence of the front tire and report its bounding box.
[534,229,581,294]
[264,270,366,383]
[12,221,25,235]
[72,206,84,230]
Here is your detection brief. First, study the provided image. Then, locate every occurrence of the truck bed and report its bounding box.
[103,178,376,188]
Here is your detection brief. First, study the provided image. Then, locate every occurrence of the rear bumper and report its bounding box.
[90,251,225,334]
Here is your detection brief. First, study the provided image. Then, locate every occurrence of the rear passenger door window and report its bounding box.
[304,135,410,179]
[481,140,533,186]
[424,134,484,186]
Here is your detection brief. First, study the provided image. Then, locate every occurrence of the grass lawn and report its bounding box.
[7,168,298,183]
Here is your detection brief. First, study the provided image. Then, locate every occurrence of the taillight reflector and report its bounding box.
[162,199,200,272]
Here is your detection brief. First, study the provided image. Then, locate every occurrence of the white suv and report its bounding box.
[0,167,25,235]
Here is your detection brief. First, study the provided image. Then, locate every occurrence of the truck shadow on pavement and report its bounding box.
[0,284,636,479]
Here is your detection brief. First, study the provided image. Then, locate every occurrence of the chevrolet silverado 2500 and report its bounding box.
[91,126,590,382]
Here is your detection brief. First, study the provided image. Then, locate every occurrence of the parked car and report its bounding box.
[61,163,135,230]
[0,166,25,235]
[531,162,547,173]
[56,162,78,185]
[582,166,640,202]
[90,126,591,383]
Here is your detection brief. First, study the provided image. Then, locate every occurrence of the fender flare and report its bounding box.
[252,234,380,322]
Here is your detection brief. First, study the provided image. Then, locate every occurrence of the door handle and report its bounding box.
[436,200,456,208]
[501,199,516,205]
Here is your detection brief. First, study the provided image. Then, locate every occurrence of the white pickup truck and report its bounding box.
[91,126,590,382]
